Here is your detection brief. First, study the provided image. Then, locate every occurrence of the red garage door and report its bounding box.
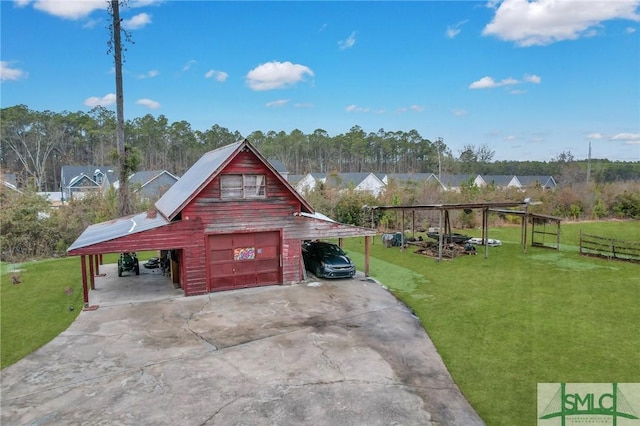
[208,231,281,291]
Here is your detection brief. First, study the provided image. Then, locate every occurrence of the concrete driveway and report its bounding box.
[1,266,484,425]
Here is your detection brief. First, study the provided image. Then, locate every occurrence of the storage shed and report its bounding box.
[68,139,375,305]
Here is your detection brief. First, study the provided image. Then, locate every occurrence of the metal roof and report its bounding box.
[67,211,170,252]
[155,140,244,220]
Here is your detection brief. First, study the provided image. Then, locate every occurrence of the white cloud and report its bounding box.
[31,0,106,20]
[84,93,116,107]
[410,105,425,112]
[470,73,541,90]
[122,13,151,30]
[182,60,197,71]
[523,74,541,84]
[205,69,228,82]
[0,61,27,81]
[610,133,640,143]
[345,104,370,113]
[136,98,160,109]
[483,0,640,46]
[266,99,289,107]
[452,109,468,116]
[129,0,163,8]
[587,133,604,139]
[137,69,159,79]
[246,61,314,91]
[469,76,519,89]
[446,19,468,39]
[626,26,637,33]
[338,31,357,50]
[294,102,314,108]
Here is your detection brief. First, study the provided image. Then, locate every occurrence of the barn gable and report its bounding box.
[156,139,313,221]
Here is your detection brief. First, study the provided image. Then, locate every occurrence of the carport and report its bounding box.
[365,201,548,260]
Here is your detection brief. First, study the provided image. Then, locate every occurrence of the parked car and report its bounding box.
[302,241,356,279]
[118,252,140,276]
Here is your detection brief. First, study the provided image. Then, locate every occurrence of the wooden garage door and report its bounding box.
[208,231,281,291]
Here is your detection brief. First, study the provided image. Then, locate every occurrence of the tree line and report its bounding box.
[1,105,639,192]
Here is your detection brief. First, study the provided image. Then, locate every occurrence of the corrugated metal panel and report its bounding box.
[155,140,244,220]
[67,211,170,252]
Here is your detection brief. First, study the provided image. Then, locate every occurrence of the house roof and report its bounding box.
[267,159,288,174]
[155,139,314,221]
[437,174,477,187]
[62,166,117,186]
[67,211,170,252]
[517,175,557,188]
[480,175,516,186]
[128,170,179,188]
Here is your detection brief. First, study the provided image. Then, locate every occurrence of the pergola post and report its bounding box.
[483,207,489,259]
[80,255,89,307]
[89,255,96,290]
[364,235,370,277]
[338,237,343,248]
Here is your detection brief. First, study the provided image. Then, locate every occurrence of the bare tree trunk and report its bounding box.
[111,0,131,216]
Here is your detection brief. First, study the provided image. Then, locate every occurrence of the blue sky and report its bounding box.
[2,0,639,162]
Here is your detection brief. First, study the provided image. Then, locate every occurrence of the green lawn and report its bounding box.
[0,252,155,369]
[2,225,638,425]
[1,257,84,368]
[342,220,640,425]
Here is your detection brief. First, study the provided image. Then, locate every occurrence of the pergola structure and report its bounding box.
[365,201,554,260]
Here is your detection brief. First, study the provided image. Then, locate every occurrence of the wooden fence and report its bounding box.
[579,230,640,263]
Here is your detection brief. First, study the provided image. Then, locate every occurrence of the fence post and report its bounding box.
[579,229,582,255]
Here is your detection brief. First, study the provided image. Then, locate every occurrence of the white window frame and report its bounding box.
[220,174,266,199]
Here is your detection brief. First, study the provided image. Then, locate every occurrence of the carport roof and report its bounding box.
[67,211,169,252]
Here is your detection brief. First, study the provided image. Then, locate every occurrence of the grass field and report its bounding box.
[1,223,638,424]
[0,252,154,369]
[341,220,640,425]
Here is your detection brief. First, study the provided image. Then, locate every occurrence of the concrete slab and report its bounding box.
[0,273,484,425]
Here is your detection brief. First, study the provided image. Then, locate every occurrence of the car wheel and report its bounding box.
[315,265,323,278]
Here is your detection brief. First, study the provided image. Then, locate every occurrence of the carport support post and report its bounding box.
[364,235,370,277]
[94,254,100,276]
[89,255,96,290]
[483,208,489,259]
[80,255,89,307]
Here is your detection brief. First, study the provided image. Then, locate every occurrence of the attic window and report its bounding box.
[94,171,104,184]
[221,174,265,199]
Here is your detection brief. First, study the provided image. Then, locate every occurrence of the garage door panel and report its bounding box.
[256,245,277,259]
[210,263,234,277]
[208,231,280,291]
[233,233,255,246]
[256,258,278,272]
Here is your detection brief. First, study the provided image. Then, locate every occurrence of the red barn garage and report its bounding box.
[68,139,375,305]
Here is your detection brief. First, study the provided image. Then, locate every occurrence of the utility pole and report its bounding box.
[437,137,443,181]
[586,141,591,185]
[109,0,131,216]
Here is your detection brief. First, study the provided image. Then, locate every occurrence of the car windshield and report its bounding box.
[318,244,346,257]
